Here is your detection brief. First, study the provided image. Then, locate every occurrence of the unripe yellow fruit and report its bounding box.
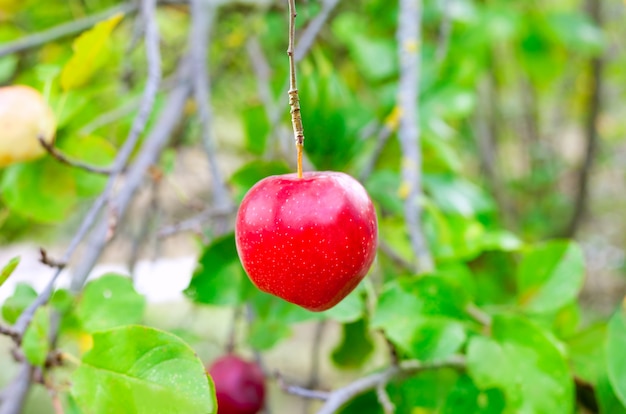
[0,85,56,167]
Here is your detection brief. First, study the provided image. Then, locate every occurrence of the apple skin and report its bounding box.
[208,355,266,414]
[235,171,378,312]
[0,85,56,167]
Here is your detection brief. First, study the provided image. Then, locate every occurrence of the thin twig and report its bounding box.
[189,0,232,235]
[38,248,66,270]
[287,0,305,178]
[315,356,466,414]
[465,303,492,327]
[359,108,401,182]
[0,325,20,342]
[157,206,235,238]
[276,372,330,401]
[293,0,340,62]
[396,0,434,274]
[376,382,395,414]
[38,136,112,175]
[378,240,413,272]
[251,0,340,162]
[127,175,161,278]
[50,392,64,414]
[303,320,326,413]
[0,3,137,58]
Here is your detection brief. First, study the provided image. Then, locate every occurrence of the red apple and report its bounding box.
[235,171,378,312]
[208,355,266,414]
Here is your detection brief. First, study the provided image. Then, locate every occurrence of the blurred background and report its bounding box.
[0,0,625,412]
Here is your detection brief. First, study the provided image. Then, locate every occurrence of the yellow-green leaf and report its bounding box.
[60,13,124,91]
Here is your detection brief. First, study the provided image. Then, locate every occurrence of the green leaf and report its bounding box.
[516,240,585,314]
[387,369,460,412]
[229,160,291,202]
[409,318,466,362]
[2,283,37,324]
[332,13,397,81]
[75,274,145,333]
[247,290,323,349]
[423,174,494,218]
[371,282,423,349]
[1,158,78,223]
[548,12,605,54]
[372,276,469,355]
[247,319,291,350]
[598,372,626,414]
[22,306,50,367]
[365,170,403,216]
[185,233,249,306]
[331,318,374,369]
[467,314,573,413]
[71,325,216,414]
[242,103,270,155]
[607,306,626,407]
[441,375,506,414]
[61,13,124,91]
[567,322,606,385]
[321,285,364,323]
[0,256,19,288]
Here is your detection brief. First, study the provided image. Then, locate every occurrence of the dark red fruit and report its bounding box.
[235,171,378,311]
[208,355,265,414]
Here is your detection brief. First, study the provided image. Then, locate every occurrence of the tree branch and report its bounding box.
[0,364,33,414]
[189,0,232,236]
[1,3,165,411]
[276,372,330,401]
[11,0,164,338]
[293,0,340,62]
[0,3,137,58]
[314,356,465,414]
[396,0,434,274]
[38,136,113,175]
[157,206,235,238]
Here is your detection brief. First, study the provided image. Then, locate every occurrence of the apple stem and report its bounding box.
[287,0,305,178]
[297,143,303,178]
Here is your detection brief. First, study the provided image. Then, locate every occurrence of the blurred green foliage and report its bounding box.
[0,0,625,413]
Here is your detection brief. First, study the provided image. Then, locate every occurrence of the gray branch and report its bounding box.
[1,2,166,411]
[396,0,434,274]
[189,0,232,233]
[0,3,137,58]
[314,356,465,414]
[0,365,32,414]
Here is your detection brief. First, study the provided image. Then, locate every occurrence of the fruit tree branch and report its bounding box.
[1,4,165,410]
[249,0,340,162]
[314,356,466,414]
[11,0,163,338]
[0,365,32,414]
[70,62,189,291]
[396,0,434,274]
[287,0,305,178]
[189,0,233,234]
[0,3,137,58]
[293,0,340,62]
[158,206,236,237]
[38,136,113,175]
